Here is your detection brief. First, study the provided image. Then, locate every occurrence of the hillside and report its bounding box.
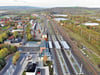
[0,6,44,15]
[41,7,100,15]
[0,6,43,10]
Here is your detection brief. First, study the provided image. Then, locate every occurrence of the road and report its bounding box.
[13,54,26,75]
[0,19,39,75]
[22,25,27,45]
[0,51,28,75]
[0,57,12,75]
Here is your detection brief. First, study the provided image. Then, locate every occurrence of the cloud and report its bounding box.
[13,0,26,3]
[0,0,100,7]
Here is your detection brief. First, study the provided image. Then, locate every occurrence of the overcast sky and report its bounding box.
[0,0,100,8]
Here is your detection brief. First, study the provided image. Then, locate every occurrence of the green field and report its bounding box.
[2,26,7,30]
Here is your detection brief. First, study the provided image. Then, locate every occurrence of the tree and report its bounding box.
[12,51,20,65]
[0,48,8,58]
[13,31,18,38]
[44,38,48,41]
[0,37,3,43]
[10,46,17,53]
[27,33,32,41]
[0,58,6,68]
[0,65,2,70]
[43,55,48,64]
[6,31,12,37]
[2,32,8,39]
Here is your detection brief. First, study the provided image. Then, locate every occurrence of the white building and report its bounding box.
[83,23,99,26]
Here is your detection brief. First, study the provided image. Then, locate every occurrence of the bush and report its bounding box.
[0,44,17,53]
[12,51,20,65]
[0,65,2,70]
[0,44,17,70]
[0,58,6,71]
[0,48,9,58]
[22,71,26,75]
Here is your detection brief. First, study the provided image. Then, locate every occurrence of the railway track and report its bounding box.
[43,16,85,75]
[49,20,85,75]
[50,20,99,75]
[46,18,74,75]
[43,17,63,75]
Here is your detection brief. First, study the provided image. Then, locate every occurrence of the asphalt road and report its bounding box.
[22,25,27,45]
[0,54,26,75]
[13,54,26,75]
[0,57,12,75]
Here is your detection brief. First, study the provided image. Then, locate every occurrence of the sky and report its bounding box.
[0,0,100,8]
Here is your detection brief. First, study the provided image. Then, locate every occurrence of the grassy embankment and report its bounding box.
[62,26,100,71]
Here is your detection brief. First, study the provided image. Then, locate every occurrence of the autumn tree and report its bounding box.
[12,51,20,65]
[13,31,19,38]
[27,33,32,41]
[43,55,48,65]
